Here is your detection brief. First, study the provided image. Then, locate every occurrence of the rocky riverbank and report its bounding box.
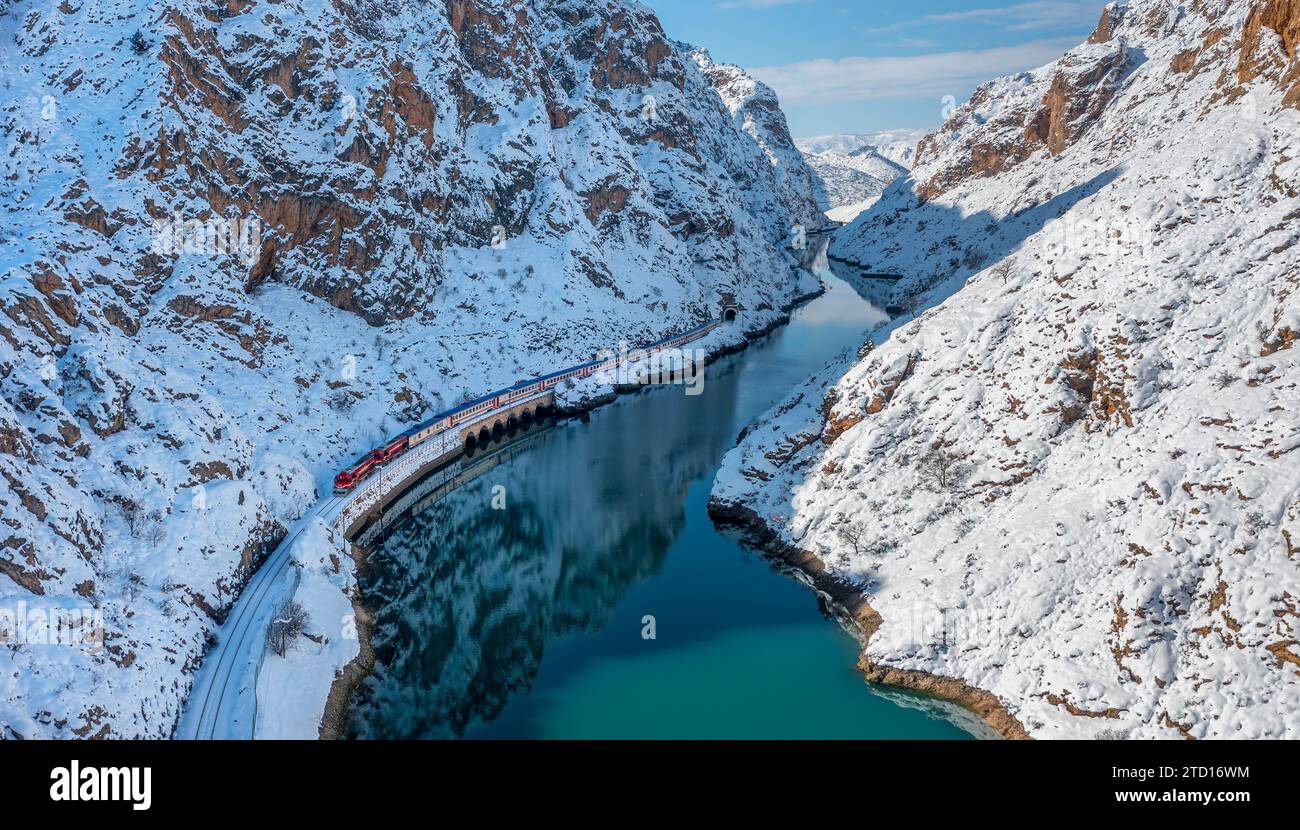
[707,500,1029,740]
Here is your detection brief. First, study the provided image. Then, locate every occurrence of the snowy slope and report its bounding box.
[803,148,908,221]
[797,131,921,222]
[0,0,819,738]
[825,197,884,225]
[686,45,824,235]
[714,0,1300,739]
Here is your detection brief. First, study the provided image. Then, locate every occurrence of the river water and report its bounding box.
[346,257,974,740]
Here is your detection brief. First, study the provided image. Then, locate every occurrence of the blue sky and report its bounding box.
[644,0,1110,138]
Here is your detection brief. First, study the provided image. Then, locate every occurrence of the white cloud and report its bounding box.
[867,1,1104,34]
[750,37,1080,106]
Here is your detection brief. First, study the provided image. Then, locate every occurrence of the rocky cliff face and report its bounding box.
[1239,0,1300,106]
[0,0,818,737]
[910,8,1137,200]
[717,0,1300,739]
[686,45,824,235]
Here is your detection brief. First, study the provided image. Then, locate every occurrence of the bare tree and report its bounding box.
[266,600,311,657]
[961,245,988,270]
[125,572,146,604]
[918,447,959,491]
[326,390,356,413]
[121,502,143,538]
[991,258,1016,285]
[818,388,841,424]
[896,292,923,319]
[1245,512,1269,534]
[122,504,165,540]
[836,520,868,557]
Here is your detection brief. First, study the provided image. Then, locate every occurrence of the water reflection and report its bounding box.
[348,353,749,739]
[347,257,971,740]
[827,258,899,311]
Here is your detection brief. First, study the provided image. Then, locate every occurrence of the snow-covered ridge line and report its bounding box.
[796,131,921,224]
[796,130,928,167]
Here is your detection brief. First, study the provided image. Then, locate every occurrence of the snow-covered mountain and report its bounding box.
[803,147,908,223]
[688,45,825,236]
[797,130,922,223]
[714,0,1300,739]
[796,129,927,167]
[0,0,819,738]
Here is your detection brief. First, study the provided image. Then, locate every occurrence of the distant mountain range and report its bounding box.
[796,130,927,223]
[796,129,929,167]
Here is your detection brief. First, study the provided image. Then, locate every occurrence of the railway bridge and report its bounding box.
[337,389,556,538]
[461,394,551,452]
[337,311,740,538]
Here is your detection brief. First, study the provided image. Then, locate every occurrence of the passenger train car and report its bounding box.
[332,318,722,494]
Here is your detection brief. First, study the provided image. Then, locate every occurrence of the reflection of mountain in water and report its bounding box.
[347,356,745,739]
[829,257,899,311]
[800,233,831,273]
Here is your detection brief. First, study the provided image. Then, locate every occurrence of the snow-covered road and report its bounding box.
[176,496,344,740]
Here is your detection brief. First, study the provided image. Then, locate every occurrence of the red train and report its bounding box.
[333,453,377,492]
[372,435,409,463]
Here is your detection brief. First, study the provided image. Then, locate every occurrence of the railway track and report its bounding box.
[176,497,342,739]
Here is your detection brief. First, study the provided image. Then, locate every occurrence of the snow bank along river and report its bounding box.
[344,257,981,739]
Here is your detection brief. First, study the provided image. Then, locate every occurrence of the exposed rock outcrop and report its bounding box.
[914,40,1129,200]
[1239,0,1300,107]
